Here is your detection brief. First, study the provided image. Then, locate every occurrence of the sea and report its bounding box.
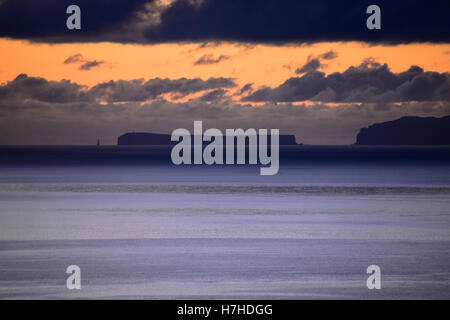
[0,146,449,299]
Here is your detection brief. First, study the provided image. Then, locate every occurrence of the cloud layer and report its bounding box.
[1,66,449,145]
[245,59,450,103]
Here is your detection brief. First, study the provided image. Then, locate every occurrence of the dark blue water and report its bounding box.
[1,145,450,166]
[0,146,449,299]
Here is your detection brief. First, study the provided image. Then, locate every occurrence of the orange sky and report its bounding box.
[1,39,449,89]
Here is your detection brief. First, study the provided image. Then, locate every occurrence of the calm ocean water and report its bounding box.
[0,146,450,299]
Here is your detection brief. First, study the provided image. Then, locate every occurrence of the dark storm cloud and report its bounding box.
[145,0,450,44]
[245,60,450,103]
[0,0,150,42]
[194,54,229,65]
[0,0,449,44]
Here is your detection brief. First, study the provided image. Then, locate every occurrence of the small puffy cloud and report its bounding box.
[320,50,337,60]
[63,54,105,71]
[296,50,337,74]
[79,60,104,70]
[296,58,321,74]
[63,54,84,64]
[194,54,230,65]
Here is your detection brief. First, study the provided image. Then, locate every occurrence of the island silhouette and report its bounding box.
[355,116,450,145]
[118,116,450,147]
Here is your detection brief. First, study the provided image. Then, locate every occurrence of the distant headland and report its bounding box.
[118,132,300,146]
[355,116,450,145]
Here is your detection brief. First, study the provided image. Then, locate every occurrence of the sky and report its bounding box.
[0,0,449,145]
